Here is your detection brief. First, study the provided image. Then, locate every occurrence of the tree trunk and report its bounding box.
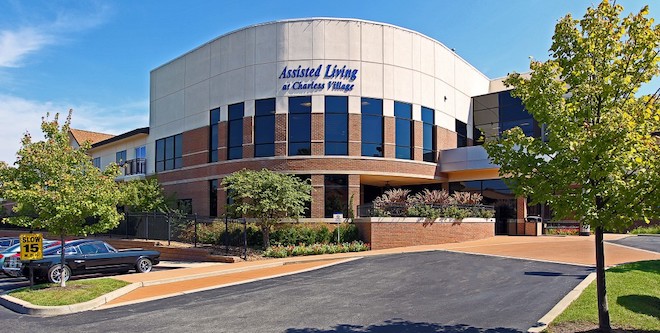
[595,226,610,331]
[60,234,66,288]
[262,226,270,249]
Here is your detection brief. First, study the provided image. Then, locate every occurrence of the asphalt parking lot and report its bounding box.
[608,235,659,253]
[0,250,593,333]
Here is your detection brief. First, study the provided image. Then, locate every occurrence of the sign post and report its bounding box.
[333,213,343,244]
[19,233,43,287]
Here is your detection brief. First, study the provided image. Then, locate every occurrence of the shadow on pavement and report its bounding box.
[524,271,591,279]
[285,319,522,333]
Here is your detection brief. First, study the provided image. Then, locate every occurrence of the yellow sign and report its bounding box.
[19,233,43,261]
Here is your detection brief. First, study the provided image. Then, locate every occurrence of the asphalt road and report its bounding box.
[607,235,660,253]
[0,251,593,333]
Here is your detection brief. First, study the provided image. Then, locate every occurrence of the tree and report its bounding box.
[484,2,659,331]
[222,169,312,248]
[0,111,124,287]
[119,177,168,213]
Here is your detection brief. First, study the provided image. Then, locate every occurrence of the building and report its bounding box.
[87,18,542,234]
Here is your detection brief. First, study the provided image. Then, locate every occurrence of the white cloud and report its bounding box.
[0,28,53,67]
[0,3,110,68]
[0,94,148,165]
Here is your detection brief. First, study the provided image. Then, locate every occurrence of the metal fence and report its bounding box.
[105,213,249,255]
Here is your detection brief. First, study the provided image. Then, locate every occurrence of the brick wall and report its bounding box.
[349,114,361,156]
[355,218,494,250]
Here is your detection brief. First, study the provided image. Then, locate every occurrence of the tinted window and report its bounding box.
[156,134,183,172]
[422,107,435,162]
[456,120,467,148]
[255,98,276,157]
[394,102,413,160]
[325,97,348,156]
[288,97,312,156]
[228,103,244,160]
[362,98,384,157]
[324,175,348,218]
[209,108,220,162]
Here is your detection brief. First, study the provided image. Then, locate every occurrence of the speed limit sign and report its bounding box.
[19,233,43,261]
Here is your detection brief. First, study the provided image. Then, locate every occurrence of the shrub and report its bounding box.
[443,206,472,220]
[407,204,442,220]
[332,223,360,243]
[263,241,370,258]
[407,189,453,206]
[545,227,580,236]
[271,224,334,246]
[630,225,660,234]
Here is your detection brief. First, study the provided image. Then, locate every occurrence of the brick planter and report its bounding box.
[354,217,495,250]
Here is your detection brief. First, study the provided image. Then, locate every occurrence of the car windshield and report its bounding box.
[1,243,21,253]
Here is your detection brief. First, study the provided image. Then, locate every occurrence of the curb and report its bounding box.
[0,282,141,316]
[98,257,362,310]
[527,272,596,332]
[0,258,349,316]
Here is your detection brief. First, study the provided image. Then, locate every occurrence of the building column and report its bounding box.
[413,120,423,161]
[275,114,287,156]
[348,174,360,219]
[311,174,325,219]
[218,122,228,161]
[311,113,324,155]
[217,187,227,216]
[349,114,361,156]
[242,117,254,159]
[384,116,395,158]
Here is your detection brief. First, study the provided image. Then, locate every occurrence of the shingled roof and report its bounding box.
[69,128,115,146]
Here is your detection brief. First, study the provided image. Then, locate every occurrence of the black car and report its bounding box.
[17,239,160,283]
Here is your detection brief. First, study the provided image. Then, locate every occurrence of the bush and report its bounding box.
[271,224,333,246]
[263,241,370,258]
[332,223,360,243]
[630,225,660,234]
[545,227,579,236]
[407,204,441,220]
[442,206,472,220]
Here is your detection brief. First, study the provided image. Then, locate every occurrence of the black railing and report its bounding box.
[104,212,249,259]
[123,158,146,175]
[357,203,495,218]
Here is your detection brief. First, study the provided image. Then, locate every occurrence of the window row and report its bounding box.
[156,98,468,172]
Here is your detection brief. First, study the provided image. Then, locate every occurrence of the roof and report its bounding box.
[91,127,149,148]
[69,128,115,146]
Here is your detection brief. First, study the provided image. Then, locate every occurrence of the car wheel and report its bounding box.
[136,258,153,273]
[47,264,71,284]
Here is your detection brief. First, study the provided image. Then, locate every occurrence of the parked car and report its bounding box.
[4,239,160,283]
[2,240,62,278]
[0,240,59,275]
[0,237,20,251]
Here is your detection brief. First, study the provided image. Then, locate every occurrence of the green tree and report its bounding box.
[222,169,312,248]
[0,111,124,287]
[484,2,659,331]
[119,177,168,213]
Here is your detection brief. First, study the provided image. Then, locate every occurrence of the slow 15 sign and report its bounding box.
[19,233,43,261]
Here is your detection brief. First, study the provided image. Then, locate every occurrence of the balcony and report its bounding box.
[118,158,147,180]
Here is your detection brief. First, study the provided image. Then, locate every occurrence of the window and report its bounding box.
[92,157,101,169]
[135,146,146,159]
[456,120,467,148]
[422,107,435,162]
[288,96,312,156]
[228,103,244,160]
[155,134,182,172]
[324,175,348,218]
[178,199,193,215]
[209,108,220,162]
[116,150,127,165]
[295,175,312,218]
[325,96,348,155]
[361,98,384,157]
[254,98,276,157]
[394,101,413,160]
[210,179,218,217]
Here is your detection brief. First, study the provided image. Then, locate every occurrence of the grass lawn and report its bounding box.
[549,260,660,332]
[9,278,130,306]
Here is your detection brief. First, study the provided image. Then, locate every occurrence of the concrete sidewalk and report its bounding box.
[3,234,659,316]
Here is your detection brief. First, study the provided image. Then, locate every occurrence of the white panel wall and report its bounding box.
[148,18,492,172]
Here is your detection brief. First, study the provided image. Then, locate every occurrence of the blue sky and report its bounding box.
[0,0,657,163]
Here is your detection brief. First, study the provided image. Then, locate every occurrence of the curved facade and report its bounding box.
[147,18,497,218]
